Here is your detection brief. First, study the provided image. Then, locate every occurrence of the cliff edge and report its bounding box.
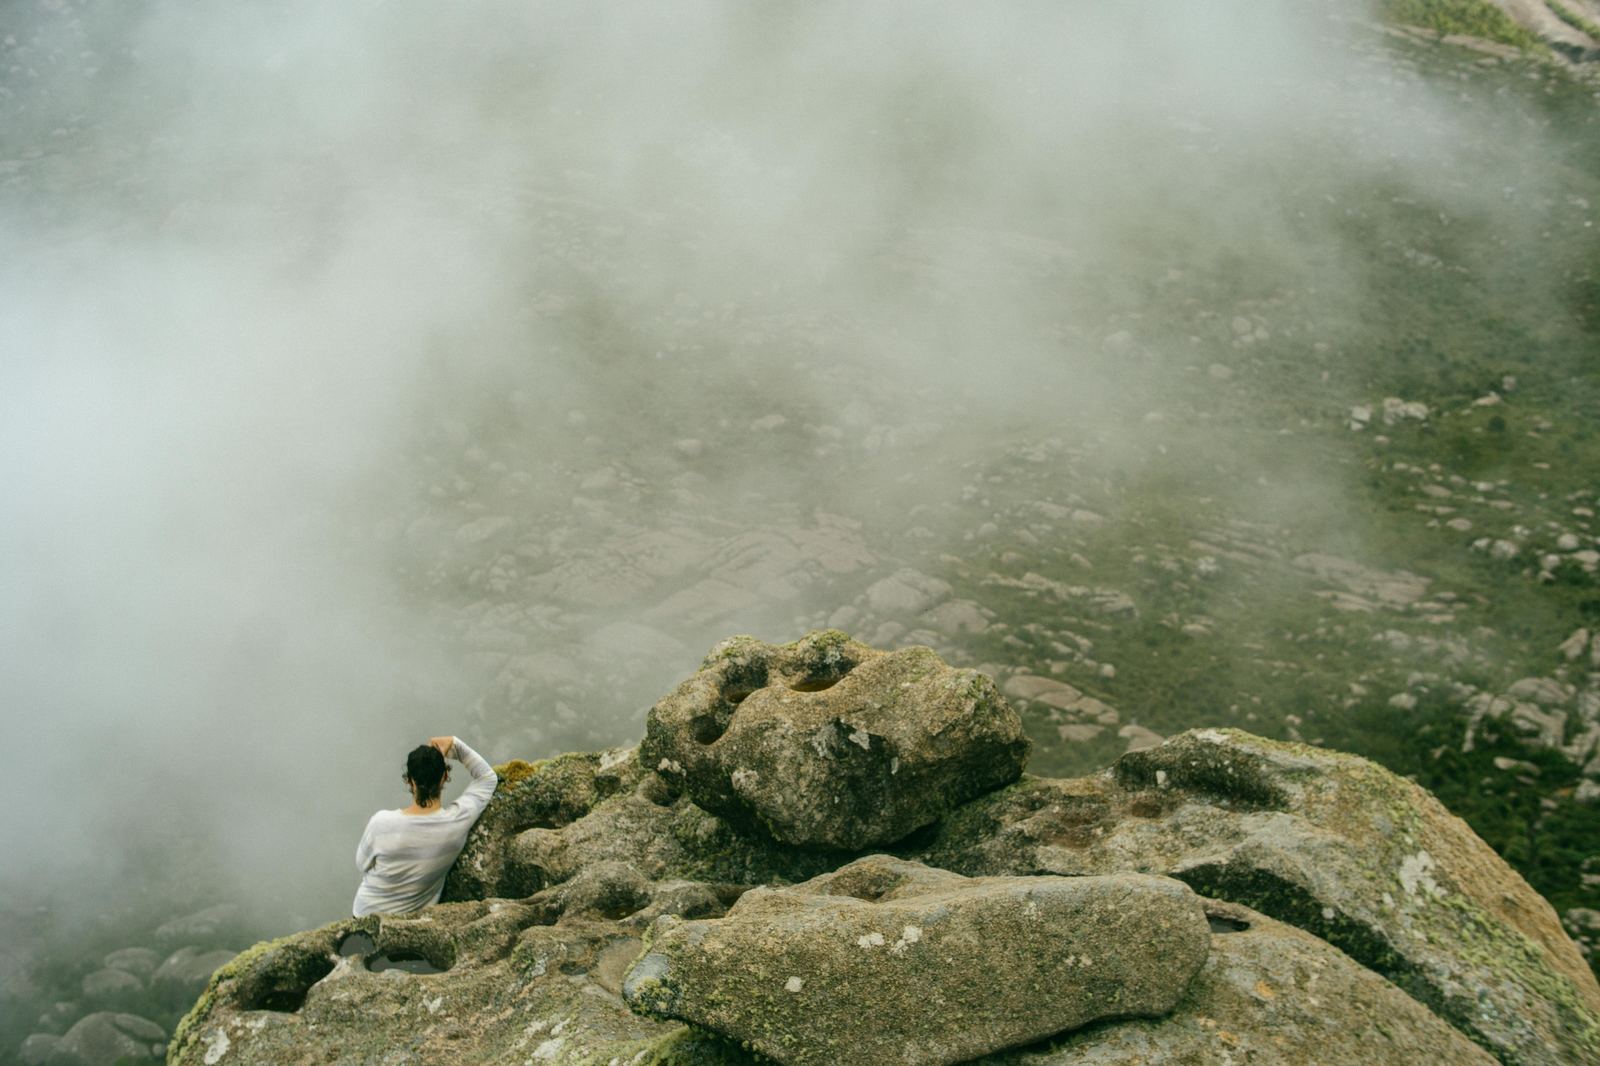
[168,632,1600,1066]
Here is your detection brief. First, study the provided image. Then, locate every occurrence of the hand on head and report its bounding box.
[428,736,454,758]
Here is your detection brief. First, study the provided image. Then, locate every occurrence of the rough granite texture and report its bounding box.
[997,900,1501,1066]
[623,855,1210,1066]
[168,638,1600,1066]
[917,728,1600,1066]
[639,631,1030,849]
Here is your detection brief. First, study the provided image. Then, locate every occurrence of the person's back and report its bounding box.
[353,736,497,917]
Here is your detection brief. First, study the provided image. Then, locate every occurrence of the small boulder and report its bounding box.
[864,569,952,615]
[18,1034,60,1066]
[50,1012,165,1065]
[153,948,238,1008]
[154,904,243,950]
[625,856,1209,1066]
[102,947,161,981]
[80,966,143,1009]
[641,631,1029,849]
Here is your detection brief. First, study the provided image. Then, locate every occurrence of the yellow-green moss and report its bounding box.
[493,758,540,789]
[1430,893,1600,1058]
[1379,0,1545,49]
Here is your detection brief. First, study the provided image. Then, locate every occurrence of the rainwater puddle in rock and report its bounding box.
[366,952,446,975]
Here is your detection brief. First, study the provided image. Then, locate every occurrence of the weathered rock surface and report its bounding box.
[640,631,1029,849]
[167,879,748,1066]
[997,900,1498,1066]
[919,728,1600,1066]
[440,747,837,903]
[623,856,1210,1066]
[169,640,1600,1066]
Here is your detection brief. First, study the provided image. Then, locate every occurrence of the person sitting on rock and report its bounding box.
[353,736,498,916]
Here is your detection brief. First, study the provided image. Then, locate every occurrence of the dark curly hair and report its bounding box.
[405,745,447,807]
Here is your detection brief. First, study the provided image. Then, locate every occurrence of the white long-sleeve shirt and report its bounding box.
[352,737,498,917]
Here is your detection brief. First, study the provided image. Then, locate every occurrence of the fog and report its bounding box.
[0,0,1568,937]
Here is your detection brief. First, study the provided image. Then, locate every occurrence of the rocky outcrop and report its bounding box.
[624,856,1210,1066]
[998,900,1499,1065]
[918,727,1600,1065]
[165,877,746,1066]
[170,635,1600,1066]
[640,631,1029,849]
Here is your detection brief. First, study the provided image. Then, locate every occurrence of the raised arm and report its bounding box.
[439,736,498,819]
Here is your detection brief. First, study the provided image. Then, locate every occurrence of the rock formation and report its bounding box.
[168,633,1600,1066]
[623,856,1210,1066]
[640,631,1030,849]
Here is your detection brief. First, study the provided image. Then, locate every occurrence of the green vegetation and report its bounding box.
[1548,0,1600,39]
[1379,0,1546,48]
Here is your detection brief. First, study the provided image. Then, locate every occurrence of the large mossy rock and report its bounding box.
[623,855,1210,1066]
[920,728,1600,1066]
[439,747,841,904]
[640,631,1029,849]
[998,900,1499,1066]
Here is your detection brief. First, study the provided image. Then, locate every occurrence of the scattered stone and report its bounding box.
[1004,674,1085,709]
[624,856,1210,1066]
[1118,724,1163,752]
[81,966,143,1009]
[1293,553,1429,607]
[103,947,161,981]
[18,1034,60,1066]
[920,598,989,636]
[50,1013,166,1065]
[154,904,243,950]
[1382,397,1430,424]
[641,632,1028,848]
[153,948,239,1007]
[864,569,952,615]
[1507,677,1574,706]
